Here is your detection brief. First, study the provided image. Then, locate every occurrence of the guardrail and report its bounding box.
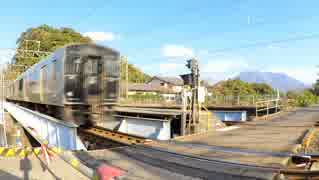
[255,98,282,118]
[5,102,125,179]
[119,96,181,106]
[120,94,280,107]
[206,95,278,106]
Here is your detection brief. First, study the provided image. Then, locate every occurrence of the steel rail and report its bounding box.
[78,126,149,145]
[78,126,319,178]
[153,141,319,160]
[132,145,319,179]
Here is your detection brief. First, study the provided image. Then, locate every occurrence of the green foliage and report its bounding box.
[125,93,164,103]
[286,90,299,99]
[251,83,275,95]
[7,24,92,79]
[120,60,151,83]
[312,79,319,96]
[128,93,162,100]
[210,79,275,96]
[295,90,318,107]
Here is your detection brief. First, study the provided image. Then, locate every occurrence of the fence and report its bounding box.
[120,94,280,107]
[255,98,282,118]
[205,94,279,106]
[119,94,181,106]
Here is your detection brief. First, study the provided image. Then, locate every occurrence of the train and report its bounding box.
[5,43,121,126]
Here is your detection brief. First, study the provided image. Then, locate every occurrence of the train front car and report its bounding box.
[64,44,120,126]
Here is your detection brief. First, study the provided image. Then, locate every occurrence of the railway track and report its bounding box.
[78,126,150,146]
[78,127,319,179]
[124,145,319,179]
[153,141,319,160]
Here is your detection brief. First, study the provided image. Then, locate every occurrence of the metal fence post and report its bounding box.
[267,101,269,117]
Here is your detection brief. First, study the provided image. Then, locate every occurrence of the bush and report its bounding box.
[296,90,318,107]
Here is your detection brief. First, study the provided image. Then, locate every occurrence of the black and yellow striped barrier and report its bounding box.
[0,146,63,158]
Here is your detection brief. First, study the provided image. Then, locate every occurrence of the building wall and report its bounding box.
[148,78,182,93]
[128,91,158,95]
[213,111,247,122]
[148,79,166,86]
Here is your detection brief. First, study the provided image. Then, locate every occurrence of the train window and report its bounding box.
[52,60,57,80]
[92,61,98,73]
[65,56,81,74]
[84,56,100,74]
[19,79,23,91]
[105,60,120,77]
[84,60,92,74]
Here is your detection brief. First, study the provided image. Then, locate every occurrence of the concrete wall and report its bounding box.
[213,111,247,122]
[117,117,171,140]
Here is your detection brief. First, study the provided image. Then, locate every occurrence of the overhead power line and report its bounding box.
[73,0,114,27]
[203,33,319,56]
[119,32,319,62]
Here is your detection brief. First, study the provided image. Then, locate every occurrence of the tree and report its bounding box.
[209,79,275,96]
[8,25,151,83]
[251,83,275,95]
[7,24,92,79]
[296,90,318,107]
[120,60,151,83]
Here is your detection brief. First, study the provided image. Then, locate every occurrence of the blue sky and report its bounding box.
[1,0,319,84]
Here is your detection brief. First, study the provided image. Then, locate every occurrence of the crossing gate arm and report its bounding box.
[4,102,86,150]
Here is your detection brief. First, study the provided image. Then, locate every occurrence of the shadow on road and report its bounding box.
[20,156,32,180]
[0,169,21,180]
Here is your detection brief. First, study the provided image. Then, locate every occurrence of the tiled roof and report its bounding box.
[152,76,184,86]
[127,83,176,94]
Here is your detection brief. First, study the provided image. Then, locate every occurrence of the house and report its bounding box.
[147,76,184,93]
[127,76,184,101]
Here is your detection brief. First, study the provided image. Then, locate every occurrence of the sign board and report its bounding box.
[180,74,192,86]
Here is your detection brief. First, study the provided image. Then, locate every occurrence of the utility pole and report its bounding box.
[120,56,129,99]
[186,58,200,134]
[125,57,128,99]
[0,66,7,147]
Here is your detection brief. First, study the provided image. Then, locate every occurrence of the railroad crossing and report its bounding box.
[0,43,316,180]
[0,102,318,179]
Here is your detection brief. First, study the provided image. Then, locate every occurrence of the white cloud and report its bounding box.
[83,32,117,42]
[162,45,194,58]
[201,57,251,74]
[0,49,15,64]
[159,63,185,75]
[268,67,317,85]
[199,56,256,84]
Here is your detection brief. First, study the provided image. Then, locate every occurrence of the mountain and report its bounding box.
[237,71,308,92]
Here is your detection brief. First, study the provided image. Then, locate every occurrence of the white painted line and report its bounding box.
[217,126,240,132]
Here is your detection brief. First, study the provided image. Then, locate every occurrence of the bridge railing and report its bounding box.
[119,94,280,107]
[119,95,181,106]
[255,98,282,118]
[205,95,279,106]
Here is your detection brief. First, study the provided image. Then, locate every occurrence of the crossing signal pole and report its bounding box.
[185,58,200,134]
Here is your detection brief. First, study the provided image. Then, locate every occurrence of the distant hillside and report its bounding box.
[237,72,308,92]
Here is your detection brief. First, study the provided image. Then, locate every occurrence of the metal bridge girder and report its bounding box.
[4,102,85,150]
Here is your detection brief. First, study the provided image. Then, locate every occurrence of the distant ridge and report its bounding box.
[236,71,308,92]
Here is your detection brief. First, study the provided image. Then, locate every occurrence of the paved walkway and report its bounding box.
[0,155,88,180]
[148,106,319,167]
[74,148,276,180]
